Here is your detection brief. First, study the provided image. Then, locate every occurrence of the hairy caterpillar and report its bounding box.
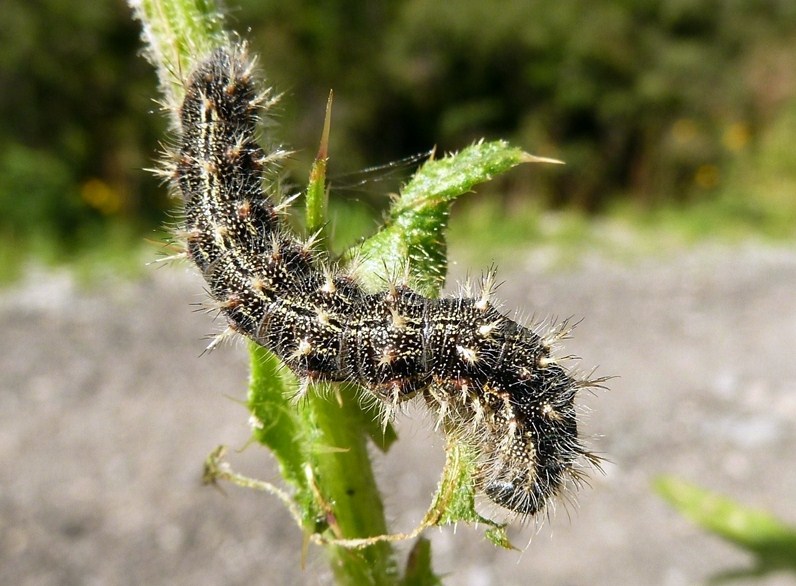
[168,44,600,517]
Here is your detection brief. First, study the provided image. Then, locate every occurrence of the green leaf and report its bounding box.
[401,538,442,586]
[350,140,560,296]
[247,343,319,525]
[428,442,512,548]
[484,527,515,550]
[305,91,333,237]
[655,475,796,581]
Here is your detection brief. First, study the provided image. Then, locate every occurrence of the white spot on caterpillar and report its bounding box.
[537,356,556,368]
[389,308,406,329]
[296,339,313,356]
[456,345,479,364]
[478,321,499,337]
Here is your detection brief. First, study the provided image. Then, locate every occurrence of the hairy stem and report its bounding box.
[129,0,227,121]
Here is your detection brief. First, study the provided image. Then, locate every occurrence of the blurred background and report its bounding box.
[2,0,796,279]
[2,1,796,585]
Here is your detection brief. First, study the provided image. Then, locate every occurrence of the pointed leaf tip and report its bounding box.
[316,90,333,161]
[521,153,565,165]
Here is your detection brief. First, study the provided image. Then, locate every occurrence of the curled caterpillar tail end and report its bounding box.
[480,409,601,519]
[424,311,604,521]
[482,361,602,519]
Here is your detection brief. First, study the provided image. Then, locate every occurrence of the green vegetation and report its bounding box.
[656,476,796,583]
[2,0,796,282]
[0,0,166,281]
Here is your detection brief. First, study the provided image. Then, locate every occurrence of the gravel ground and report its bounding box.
[1,243,795,586]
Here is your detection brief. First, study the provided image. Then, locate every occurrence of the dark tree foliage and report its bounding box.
[1,0,795,256]
[0,0,164,252]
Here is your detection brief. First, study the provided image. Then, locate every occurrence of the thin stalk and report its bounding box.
[303,118,399,582]
[305,391,398,584]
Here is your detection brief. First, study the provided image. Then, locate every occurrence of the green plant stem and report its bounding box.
[129,0,227,119]
[305,392,398,585]
[302,133,399,584]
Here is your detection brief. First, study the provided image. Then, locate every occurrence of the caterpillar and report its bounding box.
[168,44,600,517]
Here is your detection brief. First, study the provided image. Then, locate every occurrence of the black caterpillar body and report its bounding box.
[172,45,598,517]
